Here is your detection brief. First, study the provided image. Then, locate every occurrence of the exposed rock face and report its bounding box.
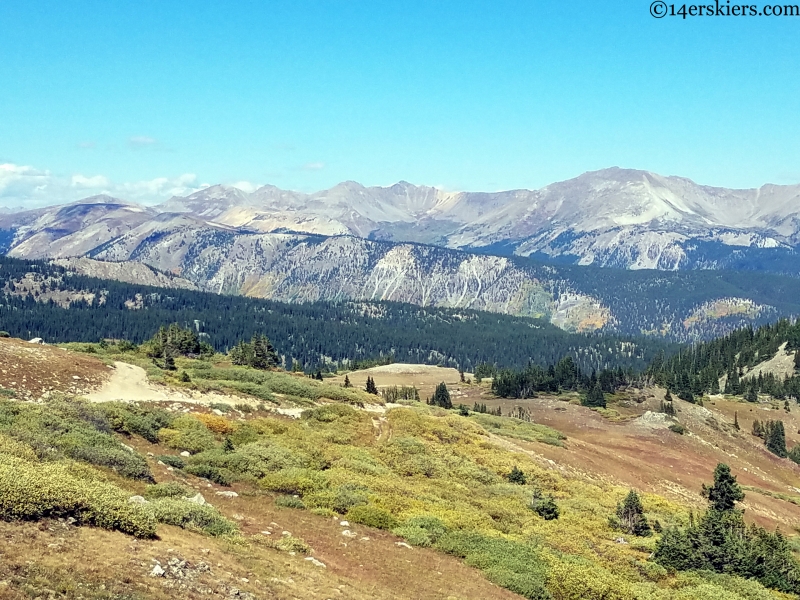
[3,168,800,273]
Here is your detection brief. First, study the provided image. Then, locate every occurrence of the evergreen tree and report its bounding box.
[795,350,800,370]
[745,385,758,403]
[664,389,673,402]
[343,374,352,388]
[701,463,744,512]
[583,383,606,408]
[753,419,765,438]
[365,376,379,395]
[785,400,791,412]
[655,463,800,594]
[506,466,527,485]
[765,420,788,458]
[251,334,279,369]
[615,490,652,537]
[431,382,452,409]
[530,491,559,520]
[734,411,740,431]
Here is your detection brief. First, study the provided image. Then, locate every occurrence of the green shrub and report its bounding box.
[346,505,397,530]
[0,400,152,480]
[0,454,156,538]
[393,525,435,546]
[96,403,175,443]
[158,416,216,453]
[147,498,238,537]
[183,464,233,486]
[275,535,311,554]
[259,468,329,496]
[275,495,306,509]
[208,403,232,414]
[157,454,186,469]
[394,515,450,547]
[669,423,687,435]
[436,531,549,600]
[144,482,191,500]
[66,444,152,480]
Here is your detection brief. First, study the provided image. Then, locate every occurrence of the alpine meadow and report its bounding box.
[3,2,800,599]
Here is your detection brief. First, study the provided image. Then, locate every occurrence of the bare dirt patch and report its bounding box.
[0,337,110,399]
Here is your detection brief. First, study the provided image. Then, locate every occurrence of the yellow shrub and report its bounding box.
[0,434,37,461]
[195,413,236,435]
[0,453,156,538]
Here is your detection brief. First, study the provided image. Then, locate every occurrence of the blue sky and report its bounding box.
[1,0,799,206]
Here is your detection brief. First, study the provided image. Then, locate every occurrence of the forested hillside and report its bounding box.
[648,318,800,400]
[0,256,675,373]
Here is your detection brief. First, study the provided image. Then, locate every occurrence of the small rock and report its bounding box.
[615,537,628,544]
[305,557,326,568]
[240,578,249,583]
[339,520,349,527]
[128,495,149,504]
[150,565,165,577]
[180,451,191,457]
[395,542,412,549]
[216,491,239,498]
[185,493,207,506]
[282,530,291,536]
[212,409,225,416]
[260,530,272,535]
[341,530,357,538]
[121,443,134,453]
[360,537,370,541]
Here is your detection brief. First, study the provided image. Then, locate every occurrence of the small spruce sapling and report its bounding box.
[506,466,527,485]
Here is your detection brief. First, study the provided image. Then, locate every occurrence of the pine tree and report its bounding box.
[583,383,606,408]
[616,490,652,537]
[530,490,559,520]
[795,350,800,371]
[459,369,465,383]
[343,374,352,388]
[733,411,740,431]
[701,463,744,512]
[431,382,452,409]
[251,334,279,370]
[765,420,788,458]
[785,400,791,412]
[753,419,765,438]
[365,376,378,395]
[745,385,758,403]
[507,466,527,485]
[664,389,673,402]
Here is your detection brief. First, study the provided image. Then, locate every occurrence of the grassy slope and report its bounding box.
[0,339,796,599]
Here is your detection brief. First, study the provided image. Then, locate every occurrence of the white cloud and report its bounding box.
[129,135,159,148]
[302,162,325,171]
[0,162,206,209]
[231,180,260,193]
[71,174,110,188]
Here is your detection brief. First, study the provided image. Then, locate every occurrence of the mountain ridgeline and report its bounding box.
[2,168,800,342]
[0,256,675,373]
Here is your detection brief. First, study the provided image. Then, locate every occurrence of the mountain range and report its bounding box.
[3,167,800,271]
[2,167,800,339]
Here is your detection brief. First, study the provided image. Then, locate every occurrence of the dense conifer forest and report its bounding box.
[0,256,676,373]
[647,317,800,400]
